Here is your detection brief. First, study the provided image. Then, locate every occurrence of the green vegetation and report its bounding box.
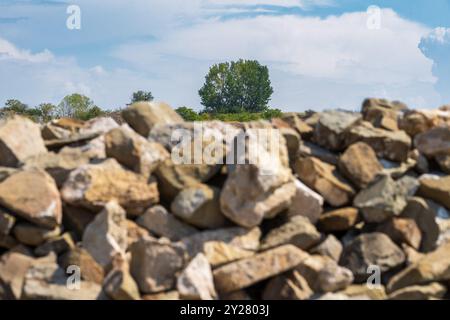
[131,90,154,103]
[175,107,283,122]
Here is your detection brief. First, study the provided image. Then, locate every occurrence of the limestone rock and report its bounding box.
[0,250,34,299]
[202,241,254,267]
[262,270,313,300]
[0,169,62,228]
[59,247,104,284]
[13,223,61,246]
[0,116,47,167]
[361,98,406,131]
[310,234,343,262]
[213,245,309,294]
[377,218,421,250]
[294,157,355,207]
[61,159,159,215]
[287,179,324,224]
[299,141,339,166]
[388,282,446,300]
[281,113,314,139]
[103,255,140,300]
[418,174,450,209]
[34,232,75,257]
[318,207,359,232]
[400,109,450,137]
[415,126,450,159]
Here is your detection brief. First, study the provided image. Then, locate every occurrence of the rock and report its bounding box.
[0,250,34,299]
[377,218,421,250]
[221,163,296,228]
[400,109,450,137]
[318,207,359,232]
[201,241,254,267]
[61,159,159,215]
[262,270,313,300]
[82,202,128,268]
[418,174,450,209]
[281,113,314,139]
[34,232,75,257]
[353,175,409,223]
[171,185,226,229]
[59,247,104,284]
[0,209,15,236]
[177,253,217,300]
[105,124,169,177]
[213,245,309,294]
[402,244,425,266]
[0,234,17,249]
[0,169,62,228]
[59,134,107,160]
[13,223,61,246]
[130,237,186,293]
[260,216,321,251]
[338,142,383,189]
[388,282,446,300]
[125,219,151,247]
[122,101,184,137]
[313,110,362,151]
[414,126,450,159]
[387,241,450,292]
[381,158,417,179]
[345,121,411,162]
[79,117,119,136]
[340,233,405,281]
[287,179,324,224]
[310,235,343,262]
[45,132,101,150]
[436,154,450,173]
[23,150,90,187]
[299,142,339,166]
[136,205,197,241]
[41,123,71,140]
[142,291,180,300]
[61,205,95,238]
[103,255,140,300]
[294,157,355,207]
[340,284,387,300]
[296,255,354,292]
[0,167,16,183]
[0,116,47,167]
[361,98,406,131]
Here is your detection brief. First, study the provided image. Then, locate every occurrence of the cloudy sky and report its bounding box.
[0,0,449,111]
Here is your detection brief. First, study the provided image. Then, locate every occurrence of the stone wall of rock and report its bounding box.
[0,99,450,300]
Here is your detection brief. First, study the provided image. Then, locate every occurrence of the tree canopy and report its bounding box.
[131,90,154,103]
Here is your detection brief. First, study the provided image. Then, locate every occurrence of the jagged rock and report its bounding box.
[402,244,425,266]
[339,284,387,300]
[262,270,313,300]
[299,141,339,166]
[82,202,128,268]
[287,179,324,224]
[59,247,104,284]
[387,242,450,292]
[125,219,151,247]
[318,207,359,232]
[0,116,47,167]
[105,124,169,177]
[45,132,101,150]
[361,98,406,131]
[202,241,254,267]
[103,255,140,300]
[0,169,62,228]
[61,159,159,215]
[313,110,362,151]
[260,216,321,251]
[177,253,217,300]
[345,121,411,162]
[418,174,450,209]
[171,184,226,229]
[310,234,343,262]
[41,123,71,140]
[296,255,354,292]
[34,232,75,257]
[62,205,95,238]
[377,218,421,250]
[136,205,197,241]
[271,118,301,159]
[388,282,446,300]
[122,101,183,137]
[130,237,186,293]
[213,245,309,294]
[0,234,17,249]
[415,126,450,158]
[294,157,355,207]
[0,209,15,236]
[338,142,383,189]
[0,250,34,299]
[340,233,405,281]
[79,117,119,136]
[281,113,314,139]
[400,109,450,137]
[142,291,180,300]
[13,223,61,246]
[436,154,450,173]
[59,134,107,160]
[353,175,409,223]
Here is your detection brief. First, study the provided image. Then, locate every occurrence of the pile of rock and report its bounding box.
[0,99,450,300]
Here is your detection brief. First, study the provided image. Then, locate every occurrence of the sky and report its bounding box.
[0,0,449,112]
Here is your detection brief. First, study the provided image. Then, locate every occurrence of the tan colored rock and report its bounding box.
[310,235,343,262]
[415,126,450,158]
[0,250,34,299]
[177,253,217,300]
[436,154,450,173]
[287,179,324,224]
[125,219,151,247]
[400,109,450,137]
[61,159,159,215]
[61,205,95,238]
[0,209,15,236]
[388,282,446,300]
[59,247,104,284]
[340,284,387,300]
[299,142,339,166]
[142,291,180,300]
[418,174,450,209]
[34,232,75,257]
[13,223,61,246]
[202,241,254,267]
[281,113,314,139]
[318,207,359,232]
[136,205,197,241]
[122,101,184,137]
[103,255,140,300]
[0,169,62,228]
[361,98,406,131]
[260,216,321,251]
[213,245,309,294]
[262,270,313,300]
[105,124,169,177]
[294,157,355,207]
[0,116,47,167]
[130,237,186,293]
[171,184,226,229]
[338,142,383,189]
[82,202,128,268]
[377,218,421,250]
[0,234,17,249]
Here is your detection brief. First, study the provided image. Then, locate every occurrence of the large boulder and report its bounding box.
[287,179,324,224]
[400,109,450,137]
[0,169,62,228]
[0,116,47,167]
[418,174,450,209]
[361,98,406,131]
[318,207,360,232]
[61,159,159,215]
[122,101,184,137]
[414,126,450,158]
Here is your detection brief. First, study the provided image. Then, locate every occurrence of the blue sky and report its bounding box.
[0,0,449,111]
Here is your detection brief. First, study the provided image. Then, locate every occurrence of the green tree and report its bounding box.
[36,103,57,122]
[175,107,201,121]
[57,93,104,120]
[199,59,273,114]
[3,99,29,114]
[131,90,154,103]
